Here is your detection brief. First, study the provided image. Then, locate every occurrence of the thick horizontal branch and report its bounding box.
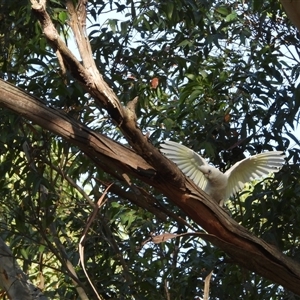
[0,80,155,182]
[1,79,300,294]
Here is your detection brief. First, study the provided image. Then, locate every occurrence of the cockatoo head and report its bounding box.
[199,166,215,179]
[198,165,228,198]
[198,165,226,184]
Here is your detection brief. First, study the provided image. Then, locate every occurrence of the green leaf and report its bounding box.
[121,21,130,36]
[108,19,118,33]
[166,2,174,20]
[21,248,29,260]
[215,6,229,16]
[225,11,237,22]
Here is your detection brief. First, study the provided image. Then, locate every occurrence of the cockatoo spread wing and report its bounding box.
[224,151,285,199]
[160,140,208,190]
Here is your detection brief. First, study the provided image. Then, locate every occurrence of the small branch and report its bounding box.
[66,0,93,68]
[96,178,195,230]
[80,185,135,291]
[203,270,213,300]
[31,0,125,124]
[164,280,170,300]
[56,50,67,85]
[23,140,90,300]
[79,184,112,300]
[125,96,139,122]
[30,0,86,84]
[101,217,135,287]
[41,157,95,207]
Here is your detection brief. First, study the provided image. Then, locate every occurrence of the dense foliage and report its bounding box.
[0,0,300,299]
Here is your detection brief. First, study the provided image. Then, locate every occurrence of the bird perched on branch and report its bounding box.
[160,140,285,206]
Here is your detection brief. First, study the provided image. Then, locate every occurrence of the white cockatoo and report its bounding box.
[160,140,285,206]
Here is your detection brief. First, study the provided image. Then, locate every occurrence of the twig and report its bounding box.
[203,270,213,300]
[79,183,113,300]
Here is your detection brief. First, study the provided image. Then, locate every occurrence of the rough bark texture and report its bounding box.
[0,237,47,300]
[1,79,300,295]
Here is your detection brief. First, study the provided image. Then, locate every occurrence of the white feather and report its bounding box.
[160,140,285,205]
[160,141,208,191]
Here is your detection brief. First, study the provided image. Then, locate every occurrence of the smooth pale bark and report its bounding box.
[1,79,300,295]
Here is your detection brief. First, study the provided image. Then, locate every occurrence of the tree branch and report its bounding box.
[280,0,300,32]
[30,0,184,186]
[1,79,300,294]
[0,237,47,299]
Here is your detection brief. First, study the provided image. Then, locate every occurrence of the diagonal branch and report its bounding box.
[30,0,183,185]
[66,0,95,70]
[30,0,125,125]
[1,79,300,295]
[96,179,195,230]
